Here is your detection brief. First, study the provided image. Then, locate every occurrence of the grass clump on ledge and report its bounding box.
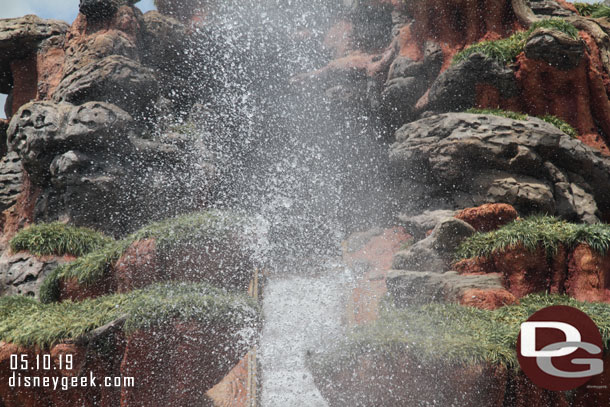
[10,223,112,257]
[309,294,610,374]
[39,210,250,304]
[0,282,260,349]
[452,19,580,66]
[455,216,610,260]
[466,108,578,138]
[574,2,610,18]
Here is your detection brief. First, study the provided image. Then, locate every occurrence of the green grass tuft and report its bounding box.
[466,108,527,121]
[452,19,580,66]
[466,109,578,138]
[455,216,610,260]
[0,282,260,349]
[538,114,578,138]
[10,223,113,257]
[310,294,610,375]
[574,2,610,17]
[39,210,250,304]
[452,31,528,66]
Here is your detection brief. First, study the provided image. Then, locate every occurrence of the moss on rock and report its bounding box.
[466,108,578,138]
[309,294,610,376]
[455,216,610,260]
[453,19,580,66]
[0,282,260,349]
[39,210,255,304]
[574,2,610,18]
[10,222,113,257]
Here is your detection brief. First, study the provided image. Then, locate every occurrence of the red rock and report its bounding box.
[566,244,610,302]
[36,37,66,100]
[343,227,411,325]
[1,172,39,244]
[493,245,551,298]
[508,372,571,406]
[58,275,116,302]
[454,257,495,275]
[399,0,522,70]
[62,6,139,80]
[478,31,610,155]
[114,237,254,295]
[455,203,519,232]
[8,55,38,116]
[206,355,250,407]
[120,321,247,407]
[315,351,507,407]
[458,288,518,310]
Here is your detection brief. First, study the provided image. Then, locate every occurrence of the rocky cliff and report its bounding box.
[2,0,610,406]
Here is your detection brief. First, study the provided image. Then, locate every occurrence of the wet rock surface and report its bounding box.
[392,218,475,272]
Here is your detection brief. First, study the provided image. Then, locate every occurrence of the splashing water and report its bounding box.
[260,262,355,406]
[181,1,395,404]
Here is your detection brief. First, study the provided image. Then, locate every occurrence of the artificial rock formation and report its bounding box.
[390,113,608,222]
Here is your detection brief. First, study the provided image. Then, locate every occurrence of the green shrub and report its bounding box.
[39,210,250,304]
[310,294,610,374]
[10,223,112,257]
[466,109,578,138]
[0,282,260,349]
[455,216,610,260]
[453,19,580,66]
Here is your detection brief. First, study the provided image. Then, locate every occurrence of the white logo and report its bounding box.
[520,321,603,378]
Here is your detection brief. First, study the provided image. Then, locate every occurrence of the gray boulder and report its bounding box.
[53,55,159,118]
[7,101,134,183]
[140,11,188,72]
[0,252,67,298]
[397,209,457,239]
[387,270,505,307]
[426,53,518,113]
[390,113,608,221]
[392,218,475,271]
[528,0,577,17]
[0,15,68,59]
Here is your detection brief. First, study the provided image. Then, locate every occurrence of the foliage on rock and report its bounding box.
[573,2,610,17]
[39,210,251,303]
[309,294,610,375]
[466,108,578,137]
[453,19,580,66]
[0,282,260,349]
[455,216,610,260]
[10,223,112,257]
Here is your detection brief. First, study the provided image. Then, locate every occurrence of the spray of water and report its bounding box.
[172,1,398,404]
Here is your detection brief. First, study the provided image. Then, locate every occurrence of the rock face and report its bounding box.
[0,16,68,114]
[53,55,159,118]
[0,252,70,298]
[390,113,609,222]
[392,218,475,271]
[6,101,214,234]
[387,270,516,309]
